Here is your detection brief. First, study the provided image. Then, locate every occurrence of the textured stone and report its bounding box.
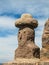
[41,19,49,60]
[38,61,49,65]
[3,58,40,65]
[15,14,38,28]
[40,48,49,60]
[42,19,49,48]
[3,62,36,65]
[15,44,40,59]
[3,14,40,65]
[3,59,49,65]
[21,14,33,18]
[18,27,35,47]
[15,14,40,59]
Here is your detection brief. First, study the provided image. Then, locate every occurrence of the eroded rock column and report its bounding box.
[15,14,40,59]
[41,19,49,60]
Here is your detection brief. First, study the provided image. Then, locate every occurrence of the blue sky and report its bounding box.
[0,0,49,63]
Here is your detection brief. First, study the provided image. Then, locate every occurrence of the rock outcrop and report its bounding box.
[3,14,40,65]
[15,14,40,59]
[40,19,49,60]
[3,14,49,65]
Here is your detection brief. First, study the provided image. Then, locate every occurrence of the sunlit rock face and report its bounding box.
[42,19,49,49]
[15,14,40,59]
[41,19,49,60]
[3,14,49,65]
[18,27,35,47]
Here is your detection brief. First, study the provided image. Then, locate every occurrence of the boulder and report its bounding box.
[15,14,38,28]
[42,19,49,48]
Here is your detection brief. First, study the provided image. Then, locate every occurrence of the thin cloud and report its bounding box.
[0,35,18,63]
[0,0,49,19]
[0,0,49,63]
[0,16,18,37]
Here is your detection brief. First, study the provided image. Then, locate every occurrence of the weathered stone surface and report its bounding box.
[3,63,36,65]
[42,19,49,48]
[38,61,49,65]
[3,58,40,65]
[40,48,49,60]
[3,61,49,65]
[41,19,49,60]
[15,44,40,59]
[3,14,40,65]
[18,27,35,47]
[15,14,40,59]
[15,14,38,28]
[3,59,49,65]
[21,14,33,18]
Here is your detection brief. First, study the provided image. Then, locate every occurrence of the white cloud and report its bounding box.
[35,36,42,49]
[0,16,16,29]
[0,35,18,63]
[0,0,49,19]
[0,16,18,37]
[0,15,18,63]
[0,0,49,63]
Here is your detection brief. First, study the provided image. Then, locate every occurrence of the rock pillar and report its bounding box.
[15,14,40,59]
[41,19,49,60]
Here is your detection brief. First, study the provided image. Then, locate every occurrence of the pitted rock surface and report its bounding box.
[15,14,40,59]
[42,19,49,49]
[15,14,38,28]
[15,43,40,59]
[41,19,49,60]
[18,27,35,47]
[3,14,40,65]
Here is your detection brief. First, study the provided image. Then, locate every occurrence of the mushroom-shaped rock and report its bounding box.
[21,13,32,18]
[15,14,38,28]
[15,14,40,59]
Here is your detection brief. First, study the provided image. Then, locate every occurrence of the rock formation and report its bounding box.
[15,14,40,59]
[3,14,40,65]
[3,14,49,65]
[40,19,49,60]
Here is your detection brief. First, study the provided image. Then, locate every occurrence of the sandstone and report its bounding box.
[3,59,49,65]
[15,14,40,59]
[15,14,38,28]
[40,48,49,60]
[41,19,49,60]
[18,27,35,47]
[3,58,40,65]
[38,61,49,65]
[3,14,40,65]
[42,19,49,48]
[15,44,40,59]
[21,13,33,18]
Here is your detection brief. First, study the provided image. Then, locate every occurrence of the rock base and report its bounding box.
[3,58,49,65]
[3,58,39,65]
[15,44,40,59]
[40,48,49,60]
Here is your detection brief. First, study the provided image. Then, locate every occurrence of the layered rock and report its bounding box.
[41,19,49,60]
[15,14,40,59]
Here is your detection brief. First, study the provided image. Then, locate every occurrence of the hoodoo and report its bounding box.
[15,14,40,59]
[41,19,49,60]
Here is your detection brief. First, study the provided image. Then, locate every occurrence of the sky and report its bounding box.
[0,0,49,63]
